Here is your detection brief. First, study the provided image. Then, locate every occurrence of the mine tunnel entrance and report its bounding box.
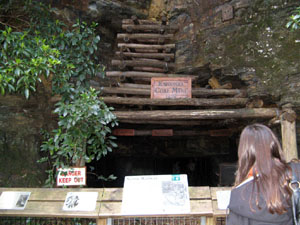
[87,133,239,188]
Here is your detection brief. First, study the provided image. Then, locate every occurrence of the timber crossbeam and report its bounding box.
[113,108,279,121]
[102,96,248,107]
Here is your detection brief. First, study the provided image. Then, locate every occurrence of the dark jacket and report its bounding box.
[227,162,300,225]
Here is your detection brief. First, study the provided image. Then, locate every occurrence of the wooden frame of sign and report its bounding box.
[151,77,192,99]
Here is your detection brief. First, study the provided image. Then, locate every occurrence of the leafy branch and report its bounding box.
[286,6,300,31]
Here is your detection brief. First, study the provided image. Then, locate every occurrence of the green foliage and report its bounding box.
[0,26,61,98]
[0,1,118,187]
[39,88,118,187]
[286,6,300,31]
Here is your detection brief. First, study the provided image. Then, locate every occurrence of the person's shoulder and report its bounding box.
[235,176,254,189]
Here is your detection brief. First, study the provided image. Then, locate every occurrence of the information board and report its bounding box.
[0,192,31,210]
[122,174,190,215]
[62,192,98,211]
[216,190,231,209]
[57,167,86,186]
[151,77,192,99]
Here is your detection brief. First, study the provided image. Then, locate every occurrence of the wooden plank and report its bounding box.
[99,85,246,98]
[117,33,173,41]
[102,97,248,107]
[116,52,174,60]
[0,188,104,201]
[100,188,123,202]
[112,60,175,69]
[117,120,217,126]
[212,200,227,217]
[122,24,178,32]
[0,201,100,218]
[281,109,298,162]
[189,186,211,200]
[97,218,107,225]
[152,129,173,136]
[133,67,166,72]
[151,77,192,99]
[105,71,197,80]
[113,108,279,121]
[190,200,213,216]
[118,43,175,50]
[99,202,122,217]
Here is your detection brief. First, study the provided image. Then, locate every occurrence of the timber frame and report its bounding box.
[97,16,298,161]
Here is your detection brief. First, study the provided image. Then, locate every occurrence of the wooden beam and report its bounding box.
[118,43,175,51]
[117,33,173,41]
[281,109,298,161]
[122,24,178,33]
[118,83,150,89]
[116,52,174,60]
[112,59,175,69]
[113,108,279,120]
[112,129,236,136]
[102,96,248,107]
[133,67,166,72]
[118,120,220,126]
[98,86,246,97]
[105,71,198,80]
[97,219,107,225]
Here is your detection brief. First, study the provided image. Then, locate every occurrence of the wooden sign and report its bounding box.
[151,77,192,99]
[152,129,173,136]
[57,167,86,186]
[113,129,135,136]
[121,174,190,215]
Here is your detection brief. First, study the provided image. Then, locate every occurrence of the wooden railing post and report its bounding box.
[281,108,298,162]
[97,218,107,225]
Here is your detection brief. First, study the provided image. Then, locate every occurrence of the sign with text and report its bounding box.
[63,192,98,211]
[0,192,31,210]
[122,174,190,215]
[57,167,86,186]
[151,77,192,99]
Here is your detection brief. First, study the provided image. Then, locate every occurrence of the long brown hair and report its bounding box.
[235,123,292,214]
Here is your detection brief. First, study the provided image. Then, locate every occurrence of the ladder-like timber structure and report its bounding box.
[100,16,291,143]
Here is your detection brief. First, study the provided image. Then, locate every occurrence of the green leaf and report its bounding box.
[24,88,29,99]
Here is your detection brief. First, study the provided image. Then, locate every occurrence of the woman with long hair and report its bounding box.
[227,123,299,225]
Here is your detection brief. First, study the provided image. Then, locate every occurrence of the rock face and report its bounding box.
[0,95,50,187]
[0,0,299,187]
[159,0,300,108]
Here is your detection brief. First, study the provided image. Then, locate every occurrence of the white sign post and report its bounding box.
[121,174,190,215]
[57,167,86,186]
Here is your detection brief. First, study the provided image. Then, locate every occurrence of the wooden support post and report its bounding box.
[97,218,107,225]
[206,217,215,225]
[280,109,298,162]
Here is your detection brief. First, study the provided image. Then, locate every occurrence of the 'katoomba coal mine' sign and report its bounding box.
[151,77,192,99]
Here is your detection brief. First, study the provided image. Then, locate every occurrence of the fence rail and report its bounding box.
[0,187,229,225]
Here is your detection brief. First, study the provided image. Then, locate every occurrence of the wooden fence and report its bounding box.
[0,187,230,225]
